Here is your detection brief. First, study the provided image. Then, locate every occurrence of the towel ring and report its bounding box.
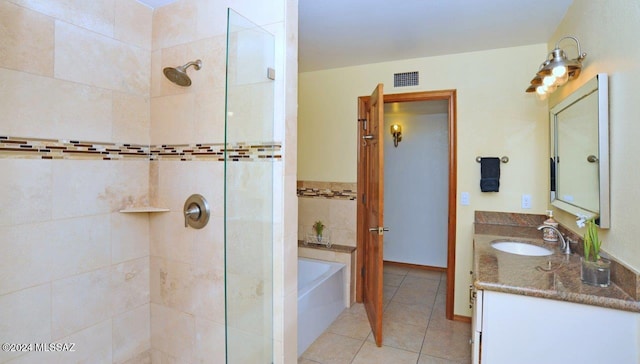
[476,156,509,163]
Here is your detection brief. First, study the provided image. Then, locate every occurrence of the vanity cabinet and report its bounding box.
[473,290,640,364]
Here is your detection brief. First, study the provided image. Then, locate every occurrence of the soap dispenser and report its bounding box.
[542,210,559,242]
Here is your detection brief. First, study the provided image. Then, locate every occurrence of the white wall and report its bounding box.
[383,111,449,267]
[299,44,550,317]
[547,0,640,273]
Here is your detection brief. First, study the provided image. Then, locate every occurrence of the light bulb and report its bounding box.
[543,75,556,86]
[536,85,547,95]
[552,65,567,77]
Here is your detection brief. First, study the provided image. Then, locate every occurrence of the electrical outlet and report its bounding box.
[461,192,470,206]
[521,194,532,209]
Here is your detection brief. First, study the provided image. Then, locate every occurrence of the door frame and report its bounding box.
[356,89,458,321]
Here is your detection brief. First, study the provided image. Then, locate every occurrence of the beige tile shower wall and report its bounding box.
[149,0,233,147]
[298,181,357,247]
[0,1,153,363]
[149,0,227,360]
[150,34,227,144]
[0,159,152,364]
[148,160,225,363]
[1,0,152,144]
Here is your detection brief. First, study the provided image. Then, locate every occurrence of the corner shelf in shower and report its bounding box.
[119,207,170,213]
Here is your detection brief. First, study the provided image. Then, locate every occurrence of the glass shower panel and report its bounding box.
[224,9,275,364]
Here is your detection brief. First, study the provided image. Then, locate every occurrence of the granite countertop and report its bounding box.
[473,234,640,313]
[297,240,356,254]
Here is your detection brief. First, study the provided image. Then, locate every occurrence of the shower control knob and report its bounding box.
[184,204,201,227]
[183,194,210,229]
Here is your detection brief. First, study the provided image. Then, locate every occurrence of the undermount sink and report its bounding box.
[491,241,553,256]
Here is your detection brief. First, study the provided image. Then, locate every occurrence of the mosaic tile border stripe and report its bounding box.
[150,142,281,161]
[297,180,357,200]
[0,136,281,162]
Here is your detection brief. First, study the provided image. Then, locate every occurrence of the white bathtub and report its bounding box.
[298,257,346,356]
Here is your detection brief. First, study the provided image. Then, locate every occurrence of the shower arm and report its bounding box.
[182,60,202,71]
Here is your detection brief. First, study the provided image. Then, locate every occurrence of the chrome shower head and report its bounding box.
[163,59,202,87]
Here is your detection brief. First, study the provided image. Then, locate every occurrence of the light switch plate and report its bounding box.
[461,192,470,206]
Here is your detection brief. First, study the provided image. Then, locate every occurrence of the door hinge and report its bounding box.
[358,118,367,130]
[361,193,366,204]
[361,266,365,277]
[369,227,389,235]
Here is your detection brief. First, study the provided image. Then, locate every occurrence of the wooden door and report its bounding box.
[357,83,385,346]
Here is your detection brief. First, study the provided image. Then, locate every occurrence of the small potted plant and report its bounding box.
[577,214,610,287]
[312,220,325,243]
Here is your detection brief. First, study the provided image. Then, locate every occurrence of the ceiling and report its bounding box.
[299,0,573,72]
[137,0,574,73]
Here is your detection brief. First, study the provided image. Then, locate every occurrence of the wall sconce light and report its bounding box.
[526,36,587,99]
[390,124,402,147]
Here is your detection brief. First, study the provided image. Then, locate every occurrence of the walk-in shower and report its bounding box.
[163,59,202,86]
[0,2,279,362]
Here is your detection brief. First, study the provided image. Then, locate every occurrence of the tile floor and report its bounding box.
[299,263,471,364]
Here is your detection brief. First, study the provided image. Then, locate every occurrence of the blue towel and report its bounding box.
[480,157,500,192]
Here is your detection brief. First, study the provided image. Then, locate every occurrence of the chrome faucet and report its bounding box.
[537,225,571,254]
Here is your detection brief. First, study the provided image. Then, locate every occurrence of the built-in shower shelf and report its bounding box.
[119,207,170,213]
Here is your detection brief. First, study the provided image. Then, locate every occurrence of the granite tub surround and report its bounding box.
[298,240,356,254]
[473,211,640,313]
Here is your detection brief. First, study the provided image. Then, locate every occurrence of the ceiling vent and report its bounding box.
[394,71,419,87]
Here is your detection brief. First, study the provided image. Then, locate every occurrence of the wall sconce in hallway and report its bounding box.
[390,124,402,147]
[526,36,587,99]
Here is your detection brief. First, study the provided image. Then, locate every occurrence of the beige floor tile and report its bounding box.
[383,264,410,275]
[345,303,367,316]
[437,280,448,295]
[384,300,432,328]
[400,276,441,291]
[298,358,322,364]
[303,264,467,364]
[383,285,398,306]
[421,325,471,362]
[407,269,443,281]
[393,284,439,305]
[327,308,371,340]
[301,332,363,364]
[352,341,419,364]
[367,319,426,353]
[427,307,469,333]
[418,353,469,364]
[433,293,446,309]
[384,272,406,287]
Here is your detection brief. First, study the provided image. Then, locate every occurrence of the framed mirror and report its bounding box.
[550,73,610,228]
